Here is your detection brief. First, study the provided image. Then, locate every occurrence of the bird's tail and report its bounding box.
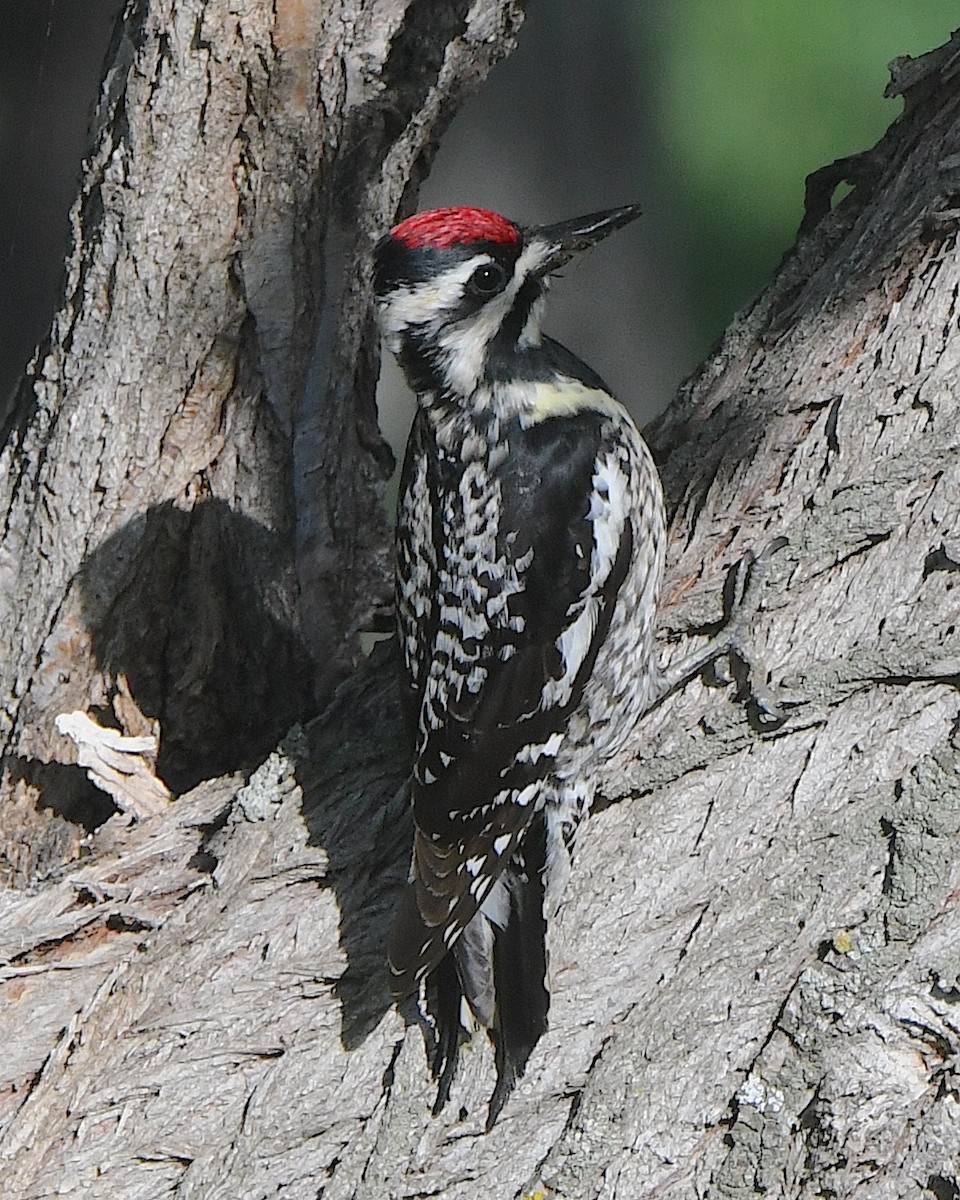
[426,811,550,1128]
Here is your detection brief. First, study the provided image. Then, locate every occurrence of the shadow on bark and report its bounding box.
[78,498,315,795]
[0,755,108,887]
[75,499,410,1051]
[3,755,114,829]
[295,642,413,1049]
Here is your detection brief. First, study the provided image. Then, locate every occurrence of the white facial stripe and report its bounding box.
[432,244,552,394]
[435,294,512,395]
[515,238,551,278]
[518,292,546,347]
[378,238,558,394]
[505,241,552,351]
[377,254,493,349]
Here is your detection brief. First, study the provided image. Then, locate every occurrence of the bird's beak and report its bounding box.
[531,204,643,275]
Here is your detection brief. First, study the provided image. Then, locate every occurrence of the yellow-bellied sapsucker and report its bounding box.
[373,205,750,1127]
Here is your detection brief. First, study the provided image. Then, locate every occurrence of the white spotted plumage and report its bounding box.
[374,203,665,1126]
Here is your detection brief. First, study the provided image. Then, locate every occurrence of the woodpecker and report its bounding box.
[374,205,750,1127]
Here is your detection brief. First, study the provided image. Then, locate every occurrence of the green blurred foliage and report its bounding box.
[645,2,957,349]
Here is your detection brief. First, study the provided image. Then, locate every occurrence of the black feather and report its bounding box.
[422,815,551,1128]
[487,812,549,1128]
[426,953,466,1116]
[391,397,637,1122]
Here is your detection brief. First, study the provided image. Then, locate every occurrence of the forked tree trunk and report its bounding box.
[2,12,960,1200]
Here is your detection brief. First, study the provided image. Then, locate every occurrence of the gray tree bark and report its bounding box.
[2,11,960,1200]
[0,0,523,871]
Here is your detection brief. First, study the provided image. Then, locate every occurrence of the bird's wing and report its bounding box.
[389,408,637,998]
[395,409,441,745]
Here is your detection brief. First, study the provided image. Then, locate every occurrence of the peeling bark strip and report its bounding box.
[0,0,525,853]
[2,16,960,1200]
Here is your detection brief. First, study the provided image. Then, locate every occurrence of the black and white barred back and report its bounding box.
[374,206,665,1125]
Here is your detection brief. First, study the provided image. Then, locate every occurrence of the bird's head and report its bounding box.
[373,204,642,401]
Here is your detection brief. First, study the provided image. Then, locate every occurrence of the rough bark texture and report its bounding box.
[0,0,524,860]
[3,16,960,1200]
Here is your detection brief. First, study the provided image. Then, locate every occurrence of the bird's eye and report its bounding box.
[468,262,506,297]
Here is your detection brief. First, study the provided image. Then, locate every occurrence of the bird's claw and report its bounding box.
[654,536,788,728]
[719,537,788,728]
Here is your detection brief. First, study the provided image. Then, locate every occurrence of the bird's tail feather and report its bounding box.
[428,953,465,1116]
[426,812,550,1128]
[487,812,549,1127]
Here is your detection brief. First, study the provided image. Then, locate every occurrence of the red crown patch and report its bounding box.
[391,207,520,250]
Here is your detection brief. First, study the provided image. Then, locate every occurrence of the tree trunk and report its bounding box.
[0,0,524,863]
[3,15,960,1200]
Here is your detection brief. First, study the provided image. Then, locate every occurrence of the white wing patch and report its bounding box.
[540,448,630,710]
[588,451,630,579]
[514,730,564,765]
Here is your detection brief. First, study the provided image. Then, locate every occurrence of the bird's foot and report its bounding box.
[654,537,788,728]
